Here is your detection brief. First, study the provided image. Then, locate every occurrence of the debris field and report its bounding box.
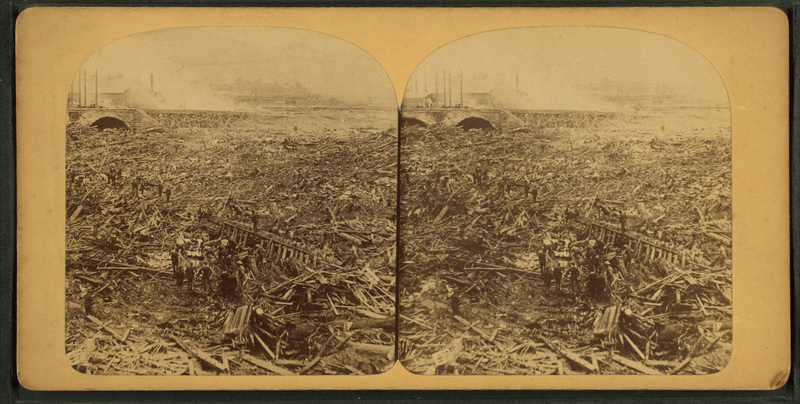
[398,106,732,375]
[65,108,397,375]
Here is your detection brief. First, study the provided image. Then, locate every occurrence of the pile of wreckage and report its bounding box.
[398,124,732,375]
[66,123,396,375]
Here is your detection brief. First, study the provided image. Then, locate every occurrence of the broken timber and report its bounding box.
[211,218,336,266]
[170,335,229,373]
[576,217,693,266]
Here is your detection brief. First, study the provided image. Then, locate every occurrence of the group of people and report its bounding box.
[537,235,634,300]
[170,235,273,301]
[130,176,171,202]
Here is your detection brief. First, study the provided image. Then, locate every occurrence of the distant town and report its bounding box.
[68,72,389,111]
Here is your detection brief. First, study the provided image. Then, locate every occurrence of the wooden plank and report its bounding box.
[454,315,493,341]
[240,353,296,375]
[86,315,126,341]
[538,336,598,372]
[170,336,228,373]
[253,332,276,360]
[610,352,662,375]
[622,331,646,360]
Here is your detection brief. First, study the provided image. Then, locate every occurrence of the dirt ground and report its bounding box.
[399,107,732,375]
[65,107,398,375]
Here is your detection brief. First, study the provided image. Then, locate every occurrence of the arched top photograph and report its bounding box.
[64,26,398,376]
[399,27,732,376]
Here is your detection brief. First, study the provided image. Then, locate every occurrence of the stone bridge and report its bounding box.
[401,108,523,131]
[67,108,161,131]
[68,108,257,131]
[401,107,622,131]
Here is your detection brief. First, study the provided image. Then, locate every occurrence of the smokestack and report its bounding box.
[95,70,98,108]
[435,71,438,106]
[77,72,81,107]
[150,73,154,92]
[424,70,427,92]
[448,69,452,108]
[442,70,445,106]
[460,70,463,108]
[83,70,87,108]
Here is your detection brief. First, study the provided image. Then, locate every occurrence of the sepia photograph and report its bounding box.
[399,27,732,375]
[63,27,398,376]
[15,7,787,391]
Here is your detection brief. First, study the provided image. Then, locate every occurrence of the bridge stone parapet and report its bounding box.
[401,108,525,131]
[67,108,161,131]
[401,107,622,131]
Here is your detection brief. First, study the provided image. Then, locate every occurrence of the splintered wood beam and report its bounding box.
[240,353,296,375]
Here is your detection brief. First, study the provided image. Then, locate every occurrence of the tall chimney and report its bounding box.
[83,70,87,108]
[77,72,81,107]
[435,71,438,106]
[441,70,445,106]
[95,70,98,107]
[424,70,427,92]
[150,73,154,92]
[448,69,452,108]
[460,70,463,108]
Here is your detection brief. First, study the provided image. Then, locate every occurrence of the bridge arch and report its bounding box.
[91,116,129,131]
[400,117,428,129]
[456,117,494,131]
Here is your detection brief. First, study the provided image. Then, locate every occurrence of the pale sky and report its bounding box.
[406,27,730,110]
[73,27,397,110]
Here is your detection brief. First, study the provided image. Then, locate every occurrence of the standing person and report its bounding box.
[158,183,163,197]
[595,238,606,255]
[567,265,581,295]
[185,264,195,292]
[552,263,563,293]
[585,243,597,271]
[254,244,265,270]
[170,248,180,274]
[83,288,94,317]
[570,244,582,266]
[586,270,600,300]
[218,270,230,299]
[530,187,538,204]
[107,165,116,186]
[603,261,614,296]
[245,252,258,274]
[623,244,634,266]
[537,249,547,273]
[131,177,139,198]
[218,243,229,269]
[542,261,552,293]
[199,262,212,292]
[165,188,172,203]
[176,264,185,289]
[251,209,259,234]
